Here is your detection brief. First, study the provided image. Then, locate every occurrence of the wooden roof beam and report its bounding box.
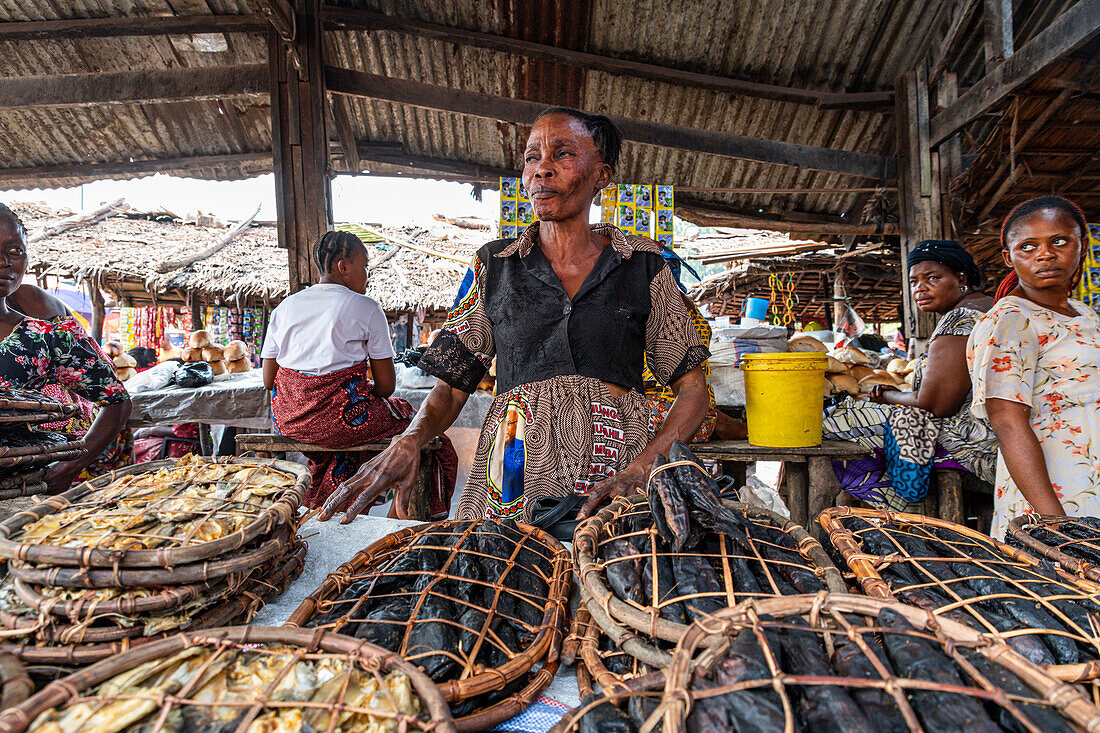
[0,65,268,109]
[930,0,982,84]
[321,6,893,110]
[0,14,266,40]
[325,67,896,179]
[675,201,899,236]
[930,0,1100,145]
[0,152,271,184]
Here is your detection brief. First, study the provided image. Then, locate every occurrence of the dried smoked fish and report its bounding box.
[780,618,873,733]
[831,637,908,732]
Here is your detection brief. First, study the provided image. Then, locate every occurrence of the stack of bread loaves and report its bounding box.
[180,330,251,375]
[788,335,916,398]
[103,341,137,382]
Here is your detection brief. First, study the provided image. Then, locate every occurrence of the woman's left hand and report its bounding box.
[577,462,648,520]
[43,460,83,494]
[867,384,900,404]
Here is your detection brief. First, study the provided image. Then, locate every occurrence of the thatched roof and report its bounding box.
[16,202,484,313]
[676,228,829,264]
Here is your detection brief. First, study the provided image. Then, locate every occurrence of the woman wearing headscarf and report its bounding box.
[968,195,1099,538]
[823,239,998,509]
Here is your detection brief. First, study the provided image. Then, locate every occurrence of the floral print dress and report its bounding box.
[968,296,1100,539]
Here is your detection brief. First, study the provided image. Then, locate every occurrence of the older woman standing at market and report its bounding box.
[320,108,710,523]
[0,204,132,492]
[823,240,998,509]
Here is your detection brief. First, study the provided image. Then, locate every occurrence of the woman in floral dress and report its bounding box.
[0,204,131,493]
[969,196,1099,539]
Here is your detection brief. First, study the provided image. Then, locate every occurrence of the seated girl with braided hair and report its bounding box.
[261,230,457,517]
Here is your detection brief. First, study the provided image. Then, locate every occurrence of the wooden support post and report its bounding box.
[936,468,965,525]
[983,0,1014,69]
[895,66,938,353]
[88,283,105,344]
[807,457,840,538]
[189,292,203,330]
[405,310,414,350]
[832,267,848,332]
[269,0,332,294]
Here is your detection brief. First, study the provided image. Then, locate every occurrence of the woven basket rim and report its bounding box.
[0,653,30,714]
[0,456,307,569]
[575,494,846,645]
[1007,514,1100,584]
[0,390,77,415]
[0,625,457,733]
[0,438,86,460]
[286,518,571,705]
[7,522,296,589]
[0,449,85,469]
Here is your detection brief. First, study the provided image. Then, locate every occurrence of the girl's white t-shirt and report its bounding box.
[260,283,395,375]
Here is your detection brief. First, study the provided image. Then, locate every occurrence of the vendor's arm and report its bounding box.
[46,401,131,492]
[262,358,279,391]
[578,366,708,519]
[369,357,396,398]
[320,252,492,522]
[985,397,1064,516]
[871,334,970,417]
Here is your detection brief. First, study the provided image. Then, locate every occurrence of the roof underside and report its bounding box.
[0,0,1088,235]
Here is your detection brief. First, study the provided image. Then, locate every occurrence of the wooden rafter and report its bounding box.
[0,15,265,40]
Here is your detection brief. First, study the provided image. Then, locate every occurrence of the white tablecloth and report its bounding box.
[254,514,582,708]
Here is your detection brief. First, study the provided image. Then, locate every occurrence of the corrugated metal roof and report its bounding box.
[0,0,1084,229]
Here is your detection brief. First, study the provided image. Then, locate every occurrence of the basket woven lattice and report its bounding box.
[821,506,1100,683]
[0,456,306,569]
[0,537,306,666]
[575,493,846,650]
[0,390,78,417]
[287,518,570,721]
[0,655,30,713]
[0,626,457,733]
[567,604,656,700]
[1008,515,1100,584]
[552,593,1100,733]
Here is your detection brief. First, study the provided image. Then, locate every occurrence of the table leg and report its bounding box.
[936,469,964,526]
[784,462,809,530]
[406,451,432,521]
[807,457,840,537]
[198,424,213,457]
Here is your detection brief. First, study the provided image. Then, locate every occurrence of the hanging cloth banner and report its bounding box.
[499,177,536,238]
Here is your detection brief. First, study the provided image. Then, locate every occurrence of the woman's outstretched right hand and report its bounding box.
[319,434,422,523]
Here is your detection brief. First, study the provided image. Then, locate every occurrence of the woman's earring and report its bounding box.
[960,285,968,294]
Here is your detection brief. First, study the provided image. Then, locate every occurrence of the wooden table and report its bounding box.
[234,433,442,521]
[692,440,870,530]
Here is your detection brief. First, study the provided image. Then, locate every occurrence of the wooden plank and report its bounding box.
[88,283,105,343]
[930,0,1100,145]
[984,0,1015,68]
[0,151,271,184]
[321,6,893,110]
[0,65,268,109]
[675,203,899,235]
[325,67,896,179]
[930,0,982,83]
[690,440,869,461]
[0,14,265,40]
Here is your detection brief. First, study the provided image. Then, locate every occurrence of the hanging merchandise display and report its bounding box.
[768,273,797,326]
[598,186,618,225]
[617,184,653,238]
[655,185,674,248]
[499,177,536,239]
[1074,223,1100,313]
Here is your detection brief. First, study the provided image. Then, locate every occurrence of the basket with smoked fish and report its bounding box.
[1007,515,1100,584]
[574,440,846,665]
[0,389,83,497]
[821,506,1100,683]
[552,594,1100,733]
[0,625,456,733]
[287,517,570,731]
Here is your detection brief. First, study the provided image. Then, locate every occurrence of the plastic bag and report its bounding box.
[125,360,181,394]
[738,475,791,519]
[173,362,214,388]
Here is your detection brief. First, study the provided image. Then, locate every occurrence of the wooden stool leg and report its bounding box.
[807,457,839,534]
[784,463,809,530]
[936,469,964,525]
[406,452,433,521]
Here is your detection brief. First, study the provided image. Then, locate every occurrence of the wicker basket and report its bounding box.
[287,518,569,728]
[0,438,85,460]
[0,626,457,733]
[575,494,846,648]
[1008,515,1100,584]
[0,448,85,471]
[821,506,1100,683]
[553,593,1100,733]
[568,604,658,700]
[0,456,306,569]
[0,391,78,417]
[0,655,30,713]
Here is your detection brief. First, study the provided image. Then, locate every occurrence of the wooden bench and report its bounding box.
[234,433,442,520]
[691,439,871,531]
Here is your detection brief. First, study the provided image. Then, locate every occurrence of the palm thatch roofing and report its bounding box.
[15,202,484,313]
[690,244,901,324]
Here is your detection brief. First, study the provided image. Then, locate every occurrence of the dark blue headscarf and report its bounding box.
[906,240,983,289]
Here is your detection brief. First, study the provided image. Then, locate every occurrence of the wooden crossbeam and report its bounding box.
[0,152,271,183]
[0,14,265,40]
[325,67,895,179]
[930,0,1100,145]
[930,0,982,83]
[0,65,268,109]
[321,6,893,110]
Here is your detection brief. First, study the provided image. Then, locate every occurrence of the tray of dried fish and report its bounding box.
[0,428,84,460]
[552,593,1100,733]
[1008,515,1100,584]
[575,441,845,653]
[821,507,1100,683]
[0,625,457,733]
[7,521,297,588]
[0,655,30,713]
[288,517,570,728]
[0,470,45,501]
[0,537,306,668]
[0,455,306,569]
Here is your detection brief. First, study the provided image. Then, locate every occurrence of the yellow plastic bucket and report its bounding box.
[741,352,828,448]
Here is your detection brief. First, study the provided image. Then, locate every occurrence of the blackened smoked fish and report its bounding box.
[877,608,1000,733]
[780,618,873,733]
[961,649,1074,733]
[648,455,689,549]
[404,575,459,681]
[578,699,635,733]
[670,555,725,621]
[642,551,688,624]
[603,538,644,606]
[831,637,908,732]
